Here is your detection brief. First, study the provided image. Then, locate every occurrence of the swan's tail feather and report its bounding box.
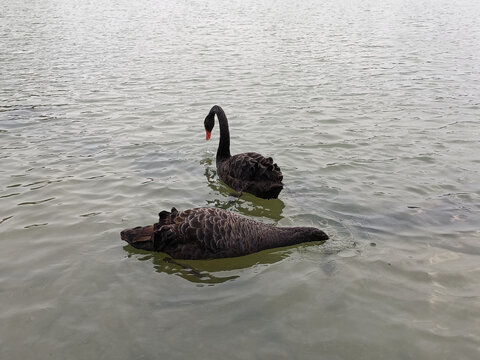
[153,226,179,251]
[157,207,179,227]
[120,225,155,251]
[264,183,283,199]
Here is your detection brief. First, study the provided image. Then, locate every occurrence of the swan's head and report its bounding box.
[204,112,215,140]
[311,228,329,241]
[304,228,329,242]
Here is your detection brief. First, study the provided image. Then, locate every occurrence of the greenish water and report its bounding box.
[1,0,479,359]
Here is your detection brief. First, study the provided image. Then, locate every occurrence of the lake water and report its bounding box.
[1,0,479,358]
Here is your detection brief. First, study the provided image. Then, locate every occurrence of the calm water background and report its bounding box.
[1,0,479,358]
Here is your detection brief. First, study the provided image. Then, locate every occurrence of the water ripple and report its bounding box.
[1,0,480,358]
[17,197,55,206]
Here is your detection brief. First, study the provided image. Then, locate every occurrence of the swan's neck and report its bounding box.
[212,105,231,161]
[261,227,327,250]
[275,228,311,247]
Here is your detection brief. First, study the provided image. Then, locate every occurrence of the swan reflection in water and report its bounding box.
[201,156,285,224]
[123,244,297,285]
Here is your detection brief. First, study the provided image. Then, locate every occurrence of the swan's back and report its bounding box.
[218,152,284,199]
[153,207,272,259]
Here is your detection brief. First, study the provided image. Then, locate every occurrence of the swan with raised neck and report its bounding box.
[204,105,284,199]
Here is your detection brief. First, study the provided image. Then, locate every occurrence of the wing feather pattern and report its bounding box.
[217,152,283,199]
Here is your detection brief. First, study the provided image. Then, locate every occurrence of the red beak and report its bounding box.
[206,131,211,140]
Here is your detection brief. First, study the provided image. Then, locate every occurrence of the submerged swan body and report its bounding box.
[204,105,284,199]
[121,207,329,260]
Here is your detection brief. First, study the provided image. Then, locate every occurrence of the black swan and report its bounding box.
[204,105,284,199]
[121,207,329,260]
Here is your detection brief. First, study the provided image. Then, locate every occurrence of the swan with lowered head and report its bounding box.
[121,207,328,260]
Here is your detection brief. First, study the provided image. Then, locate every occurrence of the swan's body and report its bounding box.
[121,207,328,260]
[204,105,283,199]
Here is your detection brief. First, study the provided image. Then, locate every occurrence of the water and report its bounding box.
[1,0,479,358]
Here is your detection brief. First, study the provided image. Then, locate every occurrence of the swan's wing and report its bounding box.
[223,152,283,183]
[153,208,238,258]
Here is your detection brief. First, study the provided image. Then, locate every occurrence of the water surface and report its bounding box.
[1,0,479,359]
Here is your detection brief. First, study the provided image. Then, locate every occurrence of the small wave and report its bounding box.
[18,197,55,206]
[0,216,13,225]
[24,223,48,229]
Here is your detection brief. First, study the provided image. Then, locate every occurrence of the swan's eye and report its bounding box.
[204,113,215,132]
